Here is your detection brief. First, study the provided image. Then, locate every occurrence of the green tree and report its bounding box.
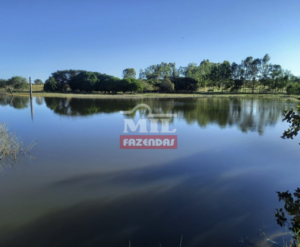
[44,76,58,92]
[93,73,118,92]
[219,61,232,92]
[102,77,121,93]
[231,62,243,92]
[51,70,83,92]
[208,64,220,91]
[139,62,175,80]
[240,57,261,93]
[250,58,261,93]
[199,59,211,90]
[13,81,29,90]
[138,80,154,92]
[127,78,143,92]
[70,72,98,92]
[7,76,28,88]
[269,64,282,92]
[116,79,130,93]
[260,54,271,92]
[122,68,136,79]
[160,78,174,92]
[179,63,201,81]
[34,79,43,85]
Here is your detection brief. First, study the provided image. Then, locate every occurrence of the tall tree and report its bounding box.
[241,57,253,92]
[179,63,201,81]
[219,61,232,92]
[122,68,136,79]
[208,64,219,91]
[260,54,271,92]
[250,58,261,94]
[240,56,261,93]
[231,62,244,92]
[199,59,211,90]
[139,62,176,80]
[269,64,282,92]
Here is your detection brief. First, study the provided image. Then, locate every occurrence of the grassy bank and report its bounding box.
[5,91,299,101]
[1,85,299,100]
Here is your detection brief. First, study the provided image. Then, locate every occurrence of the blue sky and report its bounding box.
[0,0,299,82]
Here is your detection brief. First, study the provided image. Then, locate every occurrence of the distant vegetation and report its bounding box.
[1,54,300,94]
[0,76,43,92]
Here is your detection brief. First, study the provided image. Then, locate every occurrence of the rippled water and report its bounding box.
[0,95,299,247]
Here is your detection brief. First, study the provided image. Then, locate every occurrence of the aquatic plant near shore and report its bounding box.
[0,123,35,164]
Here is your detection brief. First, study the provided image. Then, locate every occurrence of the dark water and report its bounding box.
[0,95,299,247]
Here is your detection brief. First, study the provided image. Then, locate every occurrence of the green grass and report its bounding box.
[2,84,299,100]
[7,92,299,101]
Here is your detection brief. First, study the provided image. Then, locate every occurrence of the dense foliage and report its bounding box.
[1,54,299,94]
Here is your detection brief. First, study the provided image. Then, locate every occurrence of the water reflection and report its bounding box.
[0,95,30,109]
[0,151,264,247]
[30,98,34,121]
[42,97,292,135]
[0,96,291,135]
[0,95,299,247]
[35,97,44,105]
[275,188,300,233]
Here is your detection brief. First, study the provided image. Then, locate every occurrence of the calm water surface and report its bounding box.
[0,95,299,247]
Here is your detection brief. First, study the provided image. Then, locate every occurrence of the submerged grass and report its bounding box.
[0,123,35,165]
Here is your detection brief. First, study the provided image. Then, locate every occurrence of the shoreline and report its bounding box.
[2,91,300,101]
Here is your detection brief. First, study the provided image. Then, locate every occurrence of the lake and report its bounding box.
[0,95,299,247]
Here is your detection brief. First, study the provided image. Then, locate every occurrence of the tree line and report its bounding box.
[137,54,300,94]
[0,77,43,90]
[1,54,300,94]
[43,70,143,93]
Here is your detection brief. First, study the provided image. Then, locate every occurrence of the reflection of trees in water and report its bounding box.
[0,96,29,109]
[274,188,300,246]
[227,98,286,135]
[43,97,293,135]
[35,97,44,105]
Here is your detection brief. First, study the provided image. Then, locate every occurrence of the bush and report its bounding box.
[160,78,174,92]
[286,83,300,95]
[172,77,198,92]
